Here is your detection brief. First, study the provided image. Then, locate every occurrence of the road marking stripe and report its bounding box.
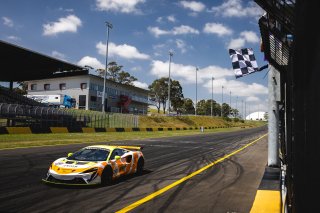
[116,133,268,213]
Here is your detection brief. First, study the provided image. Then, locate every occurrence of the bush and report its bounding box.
[233,118,240,122]
[223,117,231,122]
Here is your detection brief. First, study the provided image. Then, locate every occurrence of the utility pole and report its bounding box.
[195,67,198,116]
[167,50,173,115]
[211,77,214,117]
[221,86,224,117]
[244,101,246,120]
[242,100,244,119]
[102,21,113,112]
[229,91,231,117]
[236,96,238,118]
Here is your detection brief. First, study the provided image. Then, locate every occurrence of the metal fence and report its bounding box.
[0,103,139,128]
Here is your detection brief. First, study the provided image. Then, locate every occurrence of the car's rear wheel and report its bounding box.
[136,158,144,175]
[101,166,113,186]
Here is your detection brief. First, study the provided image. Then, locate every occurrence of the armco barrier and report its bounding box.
[0,125,234,134]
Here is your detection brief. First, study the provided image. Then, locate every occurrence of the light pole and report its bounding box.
[167,50,173,115]
[244,101,246,120]
[102,21,113,112]
[221,85,224,117]
[211,77,214,117]
[242,100,244,119]
[229,91,231,117]
[236,96,238,118]
[195,67,198,116]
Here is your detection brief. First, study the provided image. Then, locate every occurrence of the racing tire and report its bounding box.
[101,167,113,186]
[136,158,144,175]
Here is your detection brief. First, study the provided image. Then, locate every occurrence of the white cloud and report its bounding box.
[167,15,176,23]
[172,25,199,35]
[133,81,148,89]
[227,38,245,49]
[148,25,199,37]
[148,27,170,37]
[96,42,150,60]
[52,51,66,60]
[131,66,142,72]
[43,15,82,36]
[210,0,264,18]
[175,39,187,53]
[203,23,233,37]
[2,17,14,27]
[179,1,205,12]
[58,7,74,12]
[150,60,267,103]
[227,31,259,49]
[150,60,233,84]
[96,0,145,14]
[77,56,104,70]
[240,31,259,43]
[7,35,20,41]
[246,96,260,102]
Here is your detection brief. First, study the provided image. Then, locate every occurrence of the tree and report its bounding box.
[222,103,231,117]
[148,77,184,114]
[170,80,184,112]
[148,78,167,113]
[180,98,194,114]
[96,61,137,85]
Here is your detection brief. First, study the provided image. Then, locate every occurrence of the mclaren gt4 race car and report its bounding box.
[42,145,144,186]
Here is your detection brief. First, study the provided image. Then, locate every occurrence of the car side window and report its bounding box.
[110,149,124,160]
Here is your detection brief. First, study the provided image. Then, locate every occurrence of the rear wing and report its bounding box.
[117,145,143,150]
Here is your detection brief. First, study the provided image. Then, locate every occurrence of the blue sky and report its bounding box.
[0,0,267,114]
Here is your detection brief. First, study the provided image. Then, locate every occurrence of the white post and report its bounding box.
[268,64,280,167]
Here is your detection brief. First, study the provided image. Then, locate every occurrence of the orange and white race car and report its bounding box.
[42,145,144,186]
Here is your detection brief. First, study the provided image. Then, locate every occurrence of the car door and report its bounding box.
[110,149,127,176]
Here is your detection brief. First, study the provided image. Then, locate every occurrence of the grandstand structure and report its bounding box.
[0,40,140,130]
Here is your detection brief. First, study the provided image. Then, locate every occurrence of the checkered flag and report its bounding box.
[229,48,259,78]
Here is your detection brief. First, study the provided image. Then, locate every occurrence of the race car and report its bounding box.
[42,145,144,186]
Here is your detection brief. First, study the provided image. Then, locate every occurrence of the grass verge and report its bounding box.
[0,127,256,150]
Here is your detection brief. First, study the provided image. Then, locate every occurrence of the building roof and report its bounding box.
[0,40,87,82]
[88,74,149,93]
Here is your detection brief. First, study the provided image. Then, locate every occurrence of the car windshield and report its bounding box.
[67,148,110,161]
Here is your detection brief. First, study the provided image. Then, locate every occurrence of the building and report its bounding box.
[26,73,150,114]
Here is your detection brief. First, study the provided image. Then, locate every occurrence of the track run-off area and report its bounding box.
[0,126,267,213]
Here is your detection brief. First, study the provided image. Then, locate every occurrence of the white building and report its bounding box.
[26,74,150,114]
[246,111,267,121]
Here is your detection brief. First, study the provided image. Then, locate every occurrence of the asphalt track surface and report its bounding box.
[0,126,267,213]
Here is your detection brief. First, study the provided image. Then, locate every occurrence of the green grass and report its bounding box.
[0,127,256,150]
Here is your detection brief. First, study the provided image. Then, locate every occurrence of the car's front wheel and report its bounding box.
[136,158,144,175]
[101,166,113,186]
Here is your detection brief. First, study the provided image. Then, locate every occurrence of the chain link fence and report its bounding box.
[0,103,139,128]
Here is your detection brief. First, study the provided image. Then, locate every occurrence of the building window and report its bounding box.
[59,83,66,90]
[44,84,50,90]
[90,96,97,102]
[80,83,87,89]
[30,84,37,90]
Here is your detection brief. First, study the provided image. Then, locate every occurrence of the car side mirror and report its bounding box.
[67,153,73,157]
[115,156,121,160]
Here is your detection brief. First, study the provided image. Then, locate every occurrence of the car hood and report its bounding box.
[50,158,105,174]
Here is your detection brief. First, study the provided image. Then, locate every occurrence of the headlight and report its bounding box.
[81,168,98,173]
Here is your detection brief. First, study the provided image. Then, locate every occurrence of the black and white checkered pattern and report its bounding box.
[229,48,259,78]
